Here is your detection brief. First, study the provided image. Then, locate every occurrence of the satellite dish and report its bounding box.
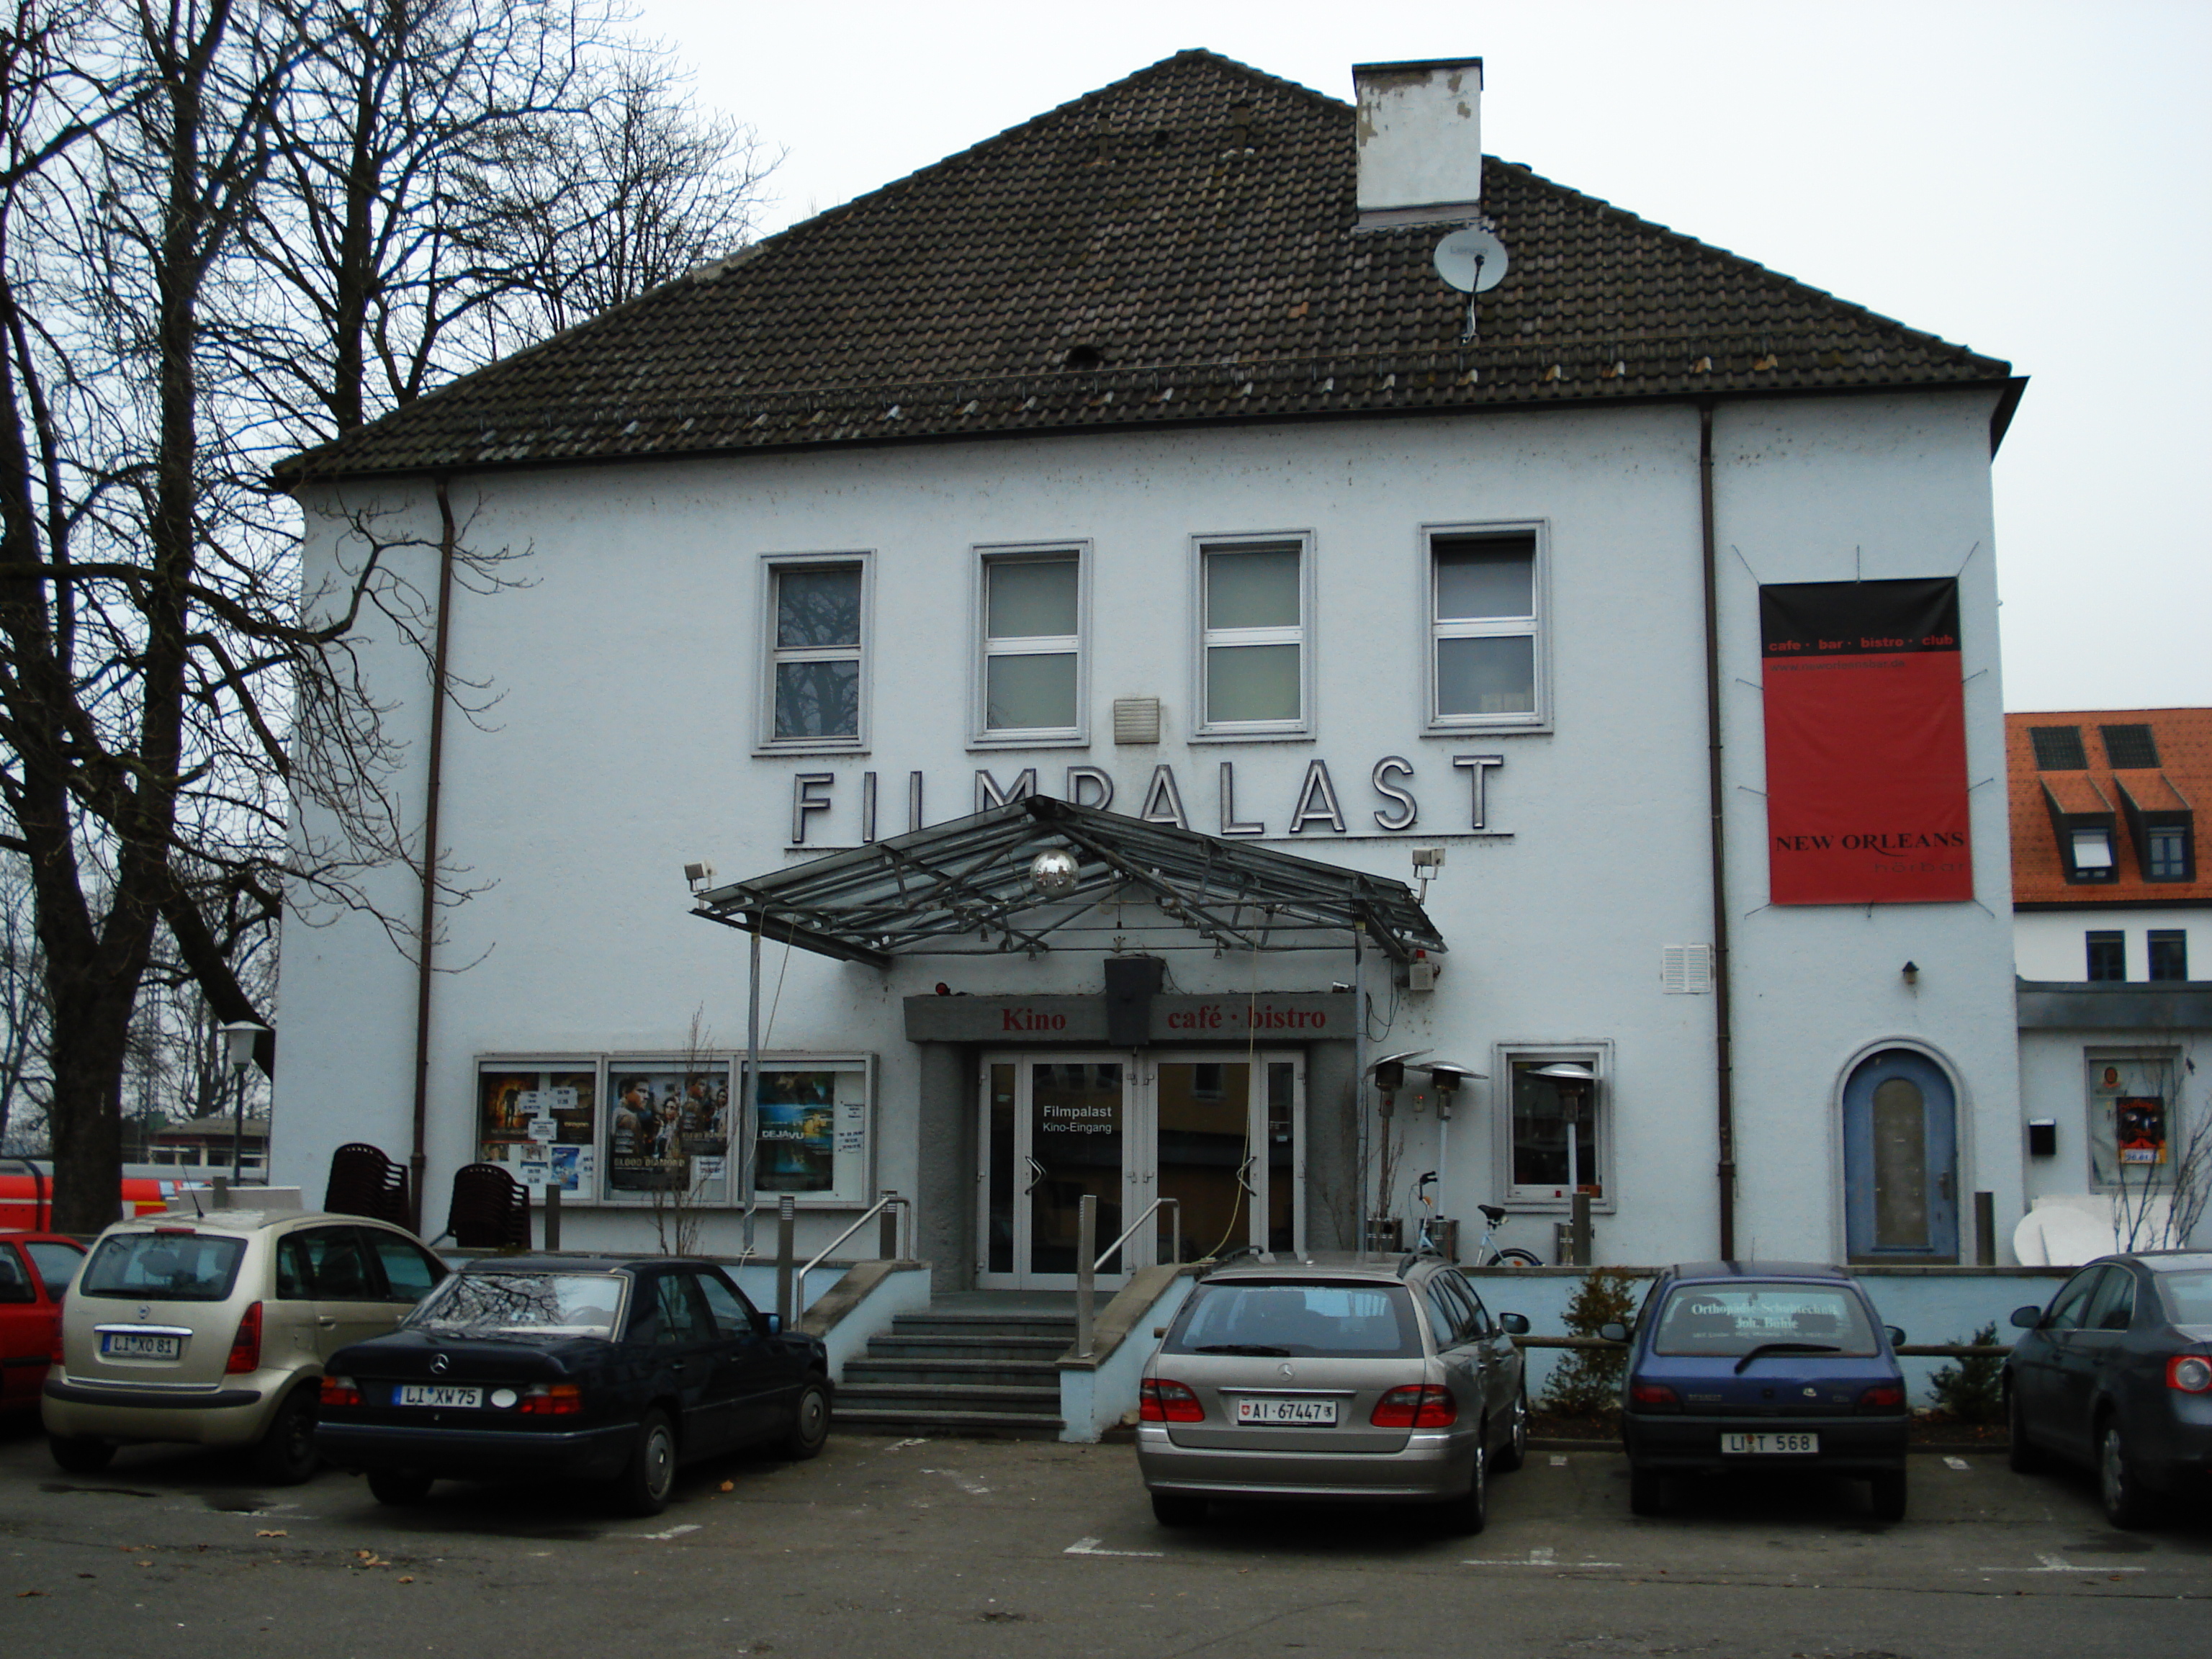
[1433,225,1510,295]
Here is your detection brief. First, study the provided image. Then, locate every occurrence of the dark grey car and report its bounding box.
[2005,1251,2212,1528]
[1135,1253,1529,1532]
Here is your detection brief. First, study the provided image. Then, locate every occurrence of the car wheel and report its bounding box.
[368,1468,434,1506]
[2098,1419,2159,1530]
[1869,1468,1908,1522]
[48,1434,114,1474]
[614,1409,678,1517]
[1440,1438,1488,1534]
[2006,1387,2045,1475]
[781,1378,831,1460]
[1150,1491,1207,1527]
[1493,1385,1530,1473]
[251,1385,320,1485]
[1628,1465,1667,1517]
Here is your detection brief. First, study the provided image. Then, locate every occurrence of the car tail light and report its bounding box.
[518,1382,584,1416]
[1629,1382,1679,1411]
[1858,1384,1907,1411]
[1370,1385,1457,1428]
[224,1302,262,1374]
[320,1375,361,1408]
[2168,1356,2212,1394]
[1140,1379,1203,1423]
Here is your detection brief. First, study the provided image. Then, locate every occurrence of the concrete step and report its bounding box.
[842,1357,1062,1389]
[836,1406,1067,1441]
[866,1334,1070,1361]
[837,1382,1063,1416]
[890,1313,1077,1341]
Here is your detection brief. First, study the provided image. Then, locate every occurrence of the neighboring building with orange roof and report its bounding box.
[2010,709,2211,1235]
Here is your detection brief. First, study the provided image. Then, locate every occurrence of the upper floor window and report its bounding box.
[763,557,868,748]
[2087,930,2126,982]
[2067,827,2116,882]
[2029,726,2087,770]
[2146,824,2190,881]
[976,547,1084,744]
[1197,536,1308,736]
[1429,527,1545,730]
[2149,930,2188,982]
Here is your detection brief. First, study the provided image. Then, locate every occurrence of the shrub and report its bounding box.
[1927,1321,2002,1424]
[1539,1267,1640,1421]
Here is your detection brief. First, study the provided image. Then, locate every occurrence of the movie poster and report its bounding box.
[477,1068,597,1199]
[755,1069,837,1192]
[606,1066,732,1195]
[1761,577,1973,905]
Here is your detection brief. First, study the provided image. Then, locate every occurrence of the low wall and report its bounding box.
[1463,1264,2074,1407]
[1058,1265,1202,1443]
[782,1259,934,1382]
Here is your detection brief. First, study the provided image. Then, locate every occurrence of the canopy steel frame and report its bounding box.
[690,797,1446,966]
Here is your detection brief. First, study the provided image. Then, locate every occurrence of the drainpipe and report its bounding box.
[407,479,460,1235]
[1699,403,1738,1260]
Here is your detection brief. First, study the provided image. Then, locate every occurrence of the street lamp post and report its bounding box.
[218,1022,269,1186]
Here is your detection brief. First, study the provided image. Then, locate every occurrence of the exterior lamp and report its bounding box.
[1532,1062,1596,1196]
[1902,961,1920,985]
[683,860,715,894]
[218,1020,269,1185]
[1029,848,1080,896]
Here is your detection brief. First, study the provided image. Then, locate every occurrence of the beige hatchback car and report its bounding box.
[42,1205,446,1481]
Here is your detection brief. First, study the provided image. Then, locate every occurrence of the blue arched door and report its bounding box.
[1843,1049,1959,1262]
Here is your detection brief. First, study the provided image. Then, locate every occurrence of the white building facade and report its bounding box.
[271,53,2031,1280]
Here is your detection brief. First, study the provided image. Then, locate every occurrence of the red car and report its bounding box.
[1,1233,87,1411]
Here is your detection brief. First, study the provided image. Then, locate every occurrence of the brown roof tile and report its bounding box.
[2008,709,2212,906]
[279,49,2017,482]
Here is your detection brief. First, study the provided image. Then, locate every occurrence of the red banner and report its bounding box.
[1761,578,1972,905]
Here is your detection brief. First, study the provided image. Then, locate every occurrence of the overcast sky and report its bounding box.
[639,0,2208,715]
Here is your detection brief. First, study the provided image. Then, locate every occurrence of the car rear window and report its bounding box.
[79,1231,247,1302]
[1652,1282,1880,1357]
[2156,1269,2212,1326]
[1166,1280,1423,1359]
[406,1272,625,1337]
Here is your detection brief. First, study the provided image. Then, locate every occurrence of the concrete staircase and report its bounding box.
[836,1298,1074,1439]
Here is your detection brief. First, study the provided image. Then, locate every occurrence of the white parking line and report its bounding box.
[1975,1553,2145,1574]
[629,1523,702,1541]
[1065,1536,1164,1558]
[1464,1547,1624,1568]
[1943,1456,1971,1471]
[1548,1455,1570,1467]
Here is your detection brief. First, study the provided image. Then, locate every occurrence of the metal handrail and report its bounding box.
[1078,1197,1181,1357]
[793,1192,909,1319]
[1095,1197,1179,1272]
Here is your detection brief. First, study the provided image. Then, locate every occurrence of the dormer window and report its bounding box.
[2069,829,2116,879]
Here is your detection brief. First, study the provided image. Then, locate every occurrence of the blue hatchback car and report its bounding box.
[1606,1262,1911,1519]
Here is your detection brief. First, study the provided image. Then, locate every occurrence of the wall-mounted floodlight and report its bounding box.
[684,860,715,893]
[1410,845,1445,902]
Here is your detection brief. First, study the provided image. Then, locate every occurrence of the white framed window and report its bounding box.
[973,544,1087,746]
[1491,1041,1613,1208]
[1428,524,1547,731]
[1194,533,1312,737]
[759,554,870,750]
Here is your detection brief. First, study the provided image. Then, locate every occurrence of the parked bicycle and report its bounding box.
[1411,1172,1543,1266]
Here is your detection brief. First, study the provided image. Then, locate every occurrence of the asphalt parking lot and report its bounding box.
[2,1417,2206,1659]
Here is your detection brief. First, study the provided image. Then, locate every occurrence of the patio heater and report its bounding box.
[1532,1062,1596,1264]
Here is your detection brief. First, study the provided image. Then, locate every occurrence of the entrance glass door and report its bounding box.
[980,1053,1303,1289]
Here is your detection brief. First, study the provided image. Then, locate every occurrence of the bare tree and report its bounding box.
[0,1,773,1231]
[0,855,51,1149]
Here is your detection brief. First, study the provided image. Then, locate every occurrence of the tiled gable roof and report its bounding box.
[279,49,2017,482]
[2008,709,2212,906]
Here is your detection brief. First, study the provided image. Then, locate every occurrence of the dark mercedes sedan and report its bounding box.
[314,1256,830,1514]
[2005,1251,2212,1528]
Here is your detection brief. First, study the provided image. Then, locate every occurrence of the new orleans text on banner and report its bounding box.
[1761,577,1972,905]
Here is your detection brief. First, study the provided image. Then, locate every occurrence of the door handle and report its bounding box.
[1236,1156,1257,1199]
[1023,1156,1047,1195]
[316,1317,338,1328]
[1938,1171,1954,1202]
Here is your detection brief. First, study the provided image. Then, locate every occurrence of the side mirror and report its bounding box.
[1498,1313,1529,1336]
[763,1312,783,1336]
[2009,1304,2044,1330]
[1598,1321,1629,1344]
[1884,1326,1907,1349]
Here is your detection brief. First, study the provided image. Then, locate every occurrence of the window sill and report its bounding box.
[967,732,1089,751]
[1422,720,1551,739]
[1187,727,1314,745]
[753,742,869,759]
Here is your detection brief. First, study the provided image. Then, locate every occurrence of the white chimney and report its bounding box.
[1352,57,1483,229]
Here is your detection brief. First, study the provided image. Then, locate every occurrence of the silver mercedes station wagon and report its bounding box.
[1136,1254,1531,1531]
